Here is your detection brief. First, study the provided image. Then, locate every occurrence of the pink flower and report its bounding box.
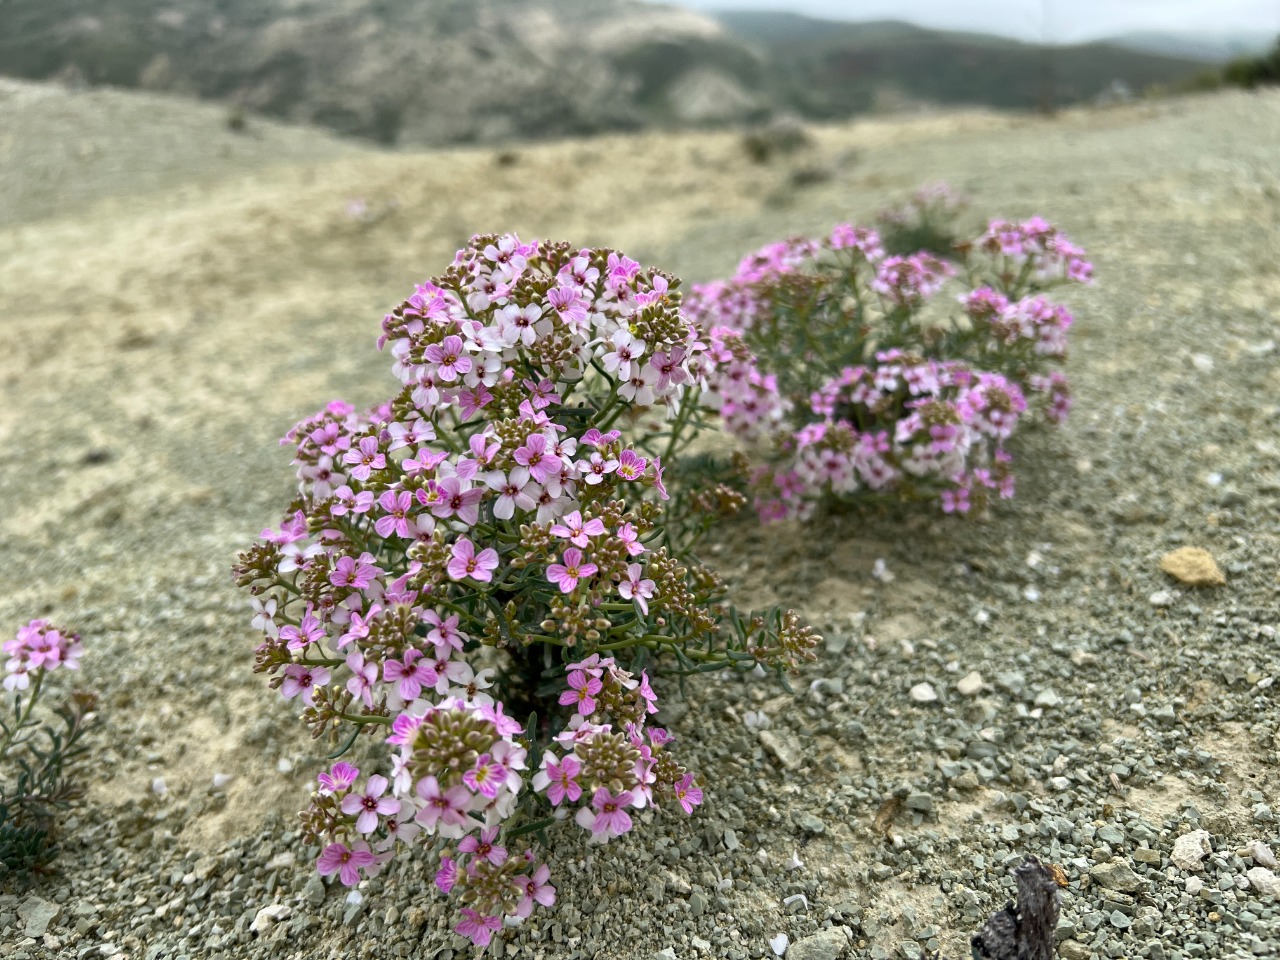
[424,610,463,651]
[548,285,590,329]
[649,456,669,500]
[523,378,560,409]
[462,753,508,800]
[430,475,486,525]
[317,762,359,796]
[616,564,655,615]
[672,773,703,814]
[343,435,386,482]
[650,346,689,392]
[940,486,971,514]
[341,775,401,834]
[447,538,499,583]
[614,449,647,480]
[423,335,473,382]
[577,450,619,485]
[345,651,379,708]
[550,510,606,548]
[515,863,556,917]
[558,670,602,716]
[330,553,378,590]
[576,788,635,839]
[547,548,597,594]
[455,909,501,948]
[338,603,382,649]
[484,467,537,520]
[637,671,659,715]
[316,842,376,886]
[534,754,582,807]
[281,664,330,706]
[458,826,508,866]
[279,611,325,652]
[415,776,472,833]
[616,522,645,556]
[383,648,437,701]
[513,433,561,484]
[435,856,458,892]
[374,490,417,539]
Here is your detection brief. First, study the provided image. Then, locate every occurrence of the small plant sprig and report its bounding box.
[688,209,1092,522]
[876,181,970,256]
[1,620,94,885]
[234,234,819,948]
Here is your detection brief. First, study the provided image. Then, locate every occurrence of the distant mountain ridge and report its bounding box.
[716,11,1214,116]
[0,1,1217,146]
[1104,30,1275,64]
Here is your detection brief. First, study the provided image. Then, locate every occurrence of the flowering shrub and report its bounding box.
[233,235,818,947]
[689,212,1092,521]
[1,620,93,883]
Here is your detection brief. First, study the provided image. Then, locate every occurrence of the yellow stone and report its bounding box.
[1159,547,1226,587]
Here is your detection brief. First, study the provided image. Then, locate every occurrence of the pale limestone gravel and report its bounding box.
[1,84,1279,959]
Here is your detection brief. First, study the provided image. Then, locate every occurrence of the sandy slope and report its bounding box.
[1,78,1279,959]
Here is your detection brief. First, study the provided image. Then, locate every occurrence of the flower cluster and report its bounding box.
[3,620,82,692]
[687,210,1092,521]
[234,235,818,947]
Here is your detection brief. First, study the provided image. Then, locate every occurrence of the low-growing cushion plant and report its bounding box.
[234,235,819,947]
[689,204,1092,522]
[1,620,93,886]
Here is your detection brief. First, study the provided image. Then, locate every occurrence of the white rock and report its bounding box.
[276,757,294,773]
[211,772,233,790]
[768,933,789,957]
[1190,353,1214,373]
[784,850,804,871]
[909,682,938,703]
[956,671,985,696]
[250,903,292,934]
[1171,830,1212,872]
[1247,840,1278,870]
[871,558,894,583]
[1184,876,1204,895]
[1023,586,1040,602]
[1247,867,1280,898]
[1148,590,1174,606]
[150,777,167,796]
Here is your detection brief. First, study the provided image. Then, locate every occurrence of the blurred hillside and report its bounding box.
[719,12,1213,116]
[0,0,1214,146]
[0,0,769,144]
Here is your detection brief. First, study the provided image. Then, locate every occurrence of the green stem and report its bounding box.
[0,669,44,759]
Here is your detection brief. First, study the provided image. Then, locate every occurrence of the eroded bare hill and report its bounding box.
[0,0,767,145]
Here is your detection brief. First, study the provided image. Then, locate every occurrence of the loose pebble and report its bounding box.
[1159,547,1226,586]
[1171,830,1213,872]
[909,682,938,703]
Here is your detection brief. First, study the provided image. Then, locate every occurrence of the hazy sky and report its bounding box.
[679,1,1280,43]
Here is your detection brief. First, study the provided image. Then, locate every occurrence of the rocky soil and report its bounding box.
[0,79,1278,960]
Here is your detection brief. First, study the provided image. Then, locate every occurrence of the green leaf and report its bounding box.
[503,817,558,840]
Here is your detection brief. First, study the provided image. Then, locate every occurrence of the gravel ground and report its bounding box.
[0,82,1278,960]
